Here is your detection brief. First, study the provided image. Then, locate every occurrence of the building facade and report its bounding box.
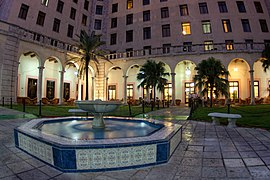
[0,0,270,105]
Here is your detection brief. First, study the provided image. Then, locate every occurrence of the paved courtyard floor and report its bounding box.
[0,106,270,179]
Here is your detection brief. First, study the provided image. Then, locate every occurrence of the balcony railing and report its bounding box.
[106,42,266,60]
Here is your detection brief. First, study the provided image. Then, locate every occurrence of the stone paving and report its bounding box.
[1,106,270,179]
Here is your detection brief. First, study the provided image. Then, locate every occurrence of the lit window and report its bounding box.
[222,19,232,32]
[41,0,49,6]
[204,41,214,51]
[164,83,172,101]
[202,20,211,34]
[252,81,259,97]
[182,22,191,35]
[127,84,134,99]
[127,0,133,10]
[185,82,195,104]
[225,40,234,50]
[108,85,116,100]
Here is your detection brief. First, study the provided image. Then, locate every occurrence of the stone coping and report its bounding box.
[208,112,242,118]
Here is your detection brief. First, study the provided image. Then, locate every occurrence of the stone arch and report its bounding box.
[228,58,250,99]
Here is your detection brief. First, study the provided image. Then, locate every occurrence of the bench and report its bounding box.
[68,109,88,116]
[208,112,242,128]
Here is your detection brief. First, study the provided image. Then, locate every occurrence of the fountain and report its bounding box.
[14,100,182,172]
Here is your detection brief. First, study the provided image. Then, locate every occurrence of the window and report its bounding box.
[27,78,37,99]
[143,10,150,21]
[82,14,87,26]
[70,8,76,20]
[259,19,269,32]
[245,39,254,49]
[41,0,49,6]
[162,24,170,37]
[163,44,171,54]
[73,0,78,3]
[18,4,29,20]
[126,30,133,42]
[94,19,102,30]
[36,11,46,26]
[251,81,260,97]
[164,83,172,101]
[143,46,152,55]
[126,14,133,25]
[254,1,263,13]
[63,83,70,101]
[56,0,64,13]
[218,1,228,13]
[237,1,246,13]
[199,3,208,14]
[222,19,232,32]
[46,80,55,100]
[204,41,214,51]
[111,18,117,28]
[84,0,89,10]
[180,4,189,16]
[160,0,167,2]
[127,0,133,9]
[182,22,191,35]
[67,24,74,38]
[108,85,116,100]
[53,18,60,32]
[143,27,151,40]
[225,40,234,50]
[202,20,211,34]
[185,82,195,104]
[183,42,192,52]
[126,48,133,57]
[161,7,169,18]
[229,81,239,99]
[110,33,117,45]
[112,3,118,13]
[127,84,134,99]
[241,19,251,32]
[143,0,150,5]
[96,5,103,15]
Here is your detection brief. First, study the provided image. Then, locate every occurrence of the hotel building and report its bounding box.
[0,0,270,105]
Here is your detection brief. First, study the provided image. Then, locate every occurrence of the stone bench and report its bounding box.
[68,109,88,116]
[208,112,242,128]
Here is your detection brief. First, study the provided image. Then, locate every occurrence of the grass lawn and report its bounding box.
[191,104,270,130]
[10,104,155,117]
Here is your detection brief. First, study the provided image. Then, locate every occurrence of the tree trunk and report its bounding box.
[210,86,213,108]
[85,56,89,100]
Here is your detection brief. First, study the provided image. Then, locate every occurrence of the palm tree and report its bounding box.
[72,30,108,100]
[193,57,229,107]
[262,44,270,72]
[137,60,170,104]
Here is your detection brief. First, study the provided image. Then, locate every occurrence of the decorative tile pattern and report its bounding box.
[170,128,182,156]
[18,132,53,165]
[76,144,157,170]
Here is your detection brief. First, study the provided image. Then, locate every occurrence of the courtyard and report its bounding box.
[0,106,270,179]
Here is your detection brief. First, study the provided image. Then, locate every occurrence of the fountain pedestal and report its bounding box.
[75,99,122,128]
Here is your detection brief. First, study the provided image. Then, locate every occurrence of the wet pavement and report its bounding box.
[1,106,270,179]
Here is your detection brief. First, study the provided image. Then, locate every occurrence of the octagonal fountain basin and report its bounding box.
[14,117,182,172]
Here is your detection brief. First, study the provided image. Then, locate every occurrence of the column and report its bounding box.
[123,75,128,104]
[225,73,229,105]
[58,70,65,105]
[249,69,255,105]
[92,77,95,100]
[105,77,108,101]
[171,72,176,106]
[37,66,45,103]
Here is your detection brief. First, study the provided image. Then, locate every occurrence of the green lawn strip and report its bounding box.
[191,104,270,130]
[10,104,155,117]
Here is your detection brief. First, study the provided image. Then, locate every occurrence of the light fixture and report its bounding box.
[185,67,191,76]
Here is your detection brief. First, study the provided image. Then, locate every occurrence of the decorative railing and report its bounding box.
[0,20,79,53]
[105,42,266,60]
